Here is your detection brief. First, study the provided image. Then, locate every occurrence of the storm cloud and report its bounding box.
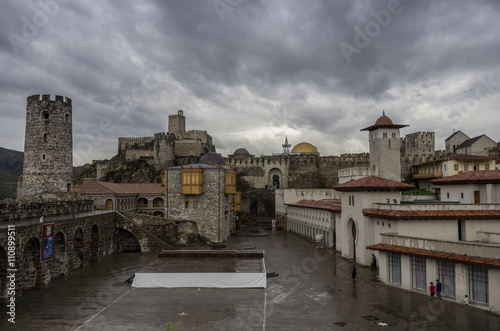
[1,0,499,165]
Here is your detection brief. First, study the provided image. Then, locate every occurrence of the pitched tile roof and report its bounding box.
[74,181,161,195]
[168,163,221,169]
[431,170,500,185]
[285,199,341,212]
[363,208,500,220]
[367,243,500,268]
[333,176,414,192]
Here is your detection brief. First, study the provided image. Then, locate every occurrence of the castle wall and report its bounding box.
[403,131,435,158]
[126,149,154,160]
[154,132,176,168]
[118,136,154,156]
[19,95,73,200]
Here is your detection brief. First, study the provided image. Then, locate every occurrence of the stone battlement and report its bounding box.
[0,198,94,222]
[119,136,155,141]
[27,94,72,106]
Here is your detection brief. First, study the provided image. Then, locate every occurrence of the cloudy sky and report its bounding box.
[1,0,499,165]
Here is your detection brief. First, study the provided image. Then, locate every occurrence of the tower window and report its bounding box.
[42,111,49,119]
[65,114,71,122]
[42,154,46,160]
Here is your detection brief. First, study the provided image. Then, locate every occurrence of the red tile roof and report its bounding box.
[360,114,408,131]
[431,170,500,185]
[363,208,500,220]
[367,243,500,268]
[333,176,414,192]
[74,181,161,195]
[285,199,341,212]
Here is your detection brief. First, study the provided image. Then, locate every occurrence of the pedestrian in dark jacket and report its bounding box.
[371,254,377,270]
[436,279,442,299]
[351,264,357,282]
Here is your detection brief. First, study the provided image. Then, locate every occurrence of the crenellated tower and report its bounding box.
[18,94,73,199]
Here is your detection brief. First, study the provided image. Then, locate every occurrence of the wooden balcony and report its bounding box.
[413,172,443,179]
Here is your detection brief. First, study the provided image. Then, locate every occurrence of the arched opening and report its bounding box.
[116,228,141,252]
[153,211,164,217]
[153,197,164,207]
[105,199,114,210]
[273,174,280,189]
[91,225,99,261]
[53,232,68,277]
[65,113,71,123]
[73,228,85,267]
[0,246,7,299]
[347,218,357,261]
[268,168,283,189]
[138,197,148,208]
[21,238,42,289]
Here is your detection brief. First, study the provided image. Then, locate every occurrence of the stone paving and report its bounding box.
[1,224,499,330]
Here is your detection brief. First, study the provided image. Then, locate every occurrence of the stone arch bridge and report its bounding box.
[0,211,198,300]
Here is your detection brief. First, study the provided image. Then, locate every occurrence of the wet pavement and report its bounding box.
[1,224,499,330]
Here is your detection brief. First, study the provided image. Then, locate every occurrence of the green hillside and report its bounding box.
[0,147,24,199]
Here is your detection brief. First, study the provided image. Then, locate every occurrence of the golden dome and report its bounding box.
[291,142,319,154]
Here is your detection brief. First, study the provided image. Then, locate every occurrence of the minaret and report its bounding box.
[361,112,408,182]
[282,136,291,154]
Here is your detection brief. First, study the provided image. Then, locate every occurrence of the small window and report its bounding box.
[132,153,136,159]
[388,223,391,228]
[42,132,47,140]
[383,132,387,138]
[461,193,464,199]
[464,164,468,171]
[42,111,49,119]
[454,164,458,171]
[65,113,71,122]
[447,193,450,198]
[193,197,198,209]
[42,154,46,160]
[184,197,189,209]
[486,164,490,170]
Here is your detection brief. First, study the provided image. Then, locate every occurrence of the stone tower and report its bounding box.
[361,112,408,182]
[168,109,186,139]
[18,94,73,200]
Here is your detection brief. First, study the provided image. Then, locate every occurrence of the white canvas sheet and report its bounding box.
[132,272,267,288]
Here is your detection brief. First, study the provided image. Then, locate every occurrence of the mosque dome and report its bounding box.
[199,152,226,165]
[291,142,319,154]
[234,148,250,157]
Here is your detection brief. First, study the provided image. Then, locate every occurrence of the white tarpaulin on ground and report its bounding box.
[131,272,267,288]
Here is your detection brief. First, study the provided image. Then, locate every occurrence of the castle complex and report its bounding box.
[117,109,215,169]
[17,95,73,200]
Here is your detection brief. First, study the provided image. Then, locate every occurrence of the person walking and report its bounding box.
[351,264,357,283]
[436,279,442,299]
[429,282,436,297]
[371,254,377,271]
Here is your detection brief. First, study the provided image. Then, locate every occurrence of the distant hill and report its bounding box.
[0,147,24,200]
[0,147,91,200]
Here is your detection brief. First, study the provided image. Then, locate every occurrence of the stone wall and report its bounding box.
[119,211,199,246]
[0,199,94,222]
[166,167,232,243]
[0,213,116,298]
